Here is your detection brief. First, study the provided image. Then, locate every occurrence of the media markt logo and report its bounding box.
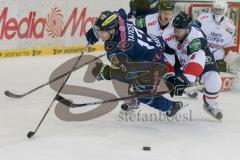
[46,8,64,38]
[0,7,96,40]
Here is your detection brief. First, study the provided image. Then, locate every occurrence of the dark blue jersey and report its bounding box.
[105,9,166,68]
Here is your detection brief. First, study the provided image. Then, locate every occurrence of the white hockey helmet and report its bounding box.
[212,0,228,23]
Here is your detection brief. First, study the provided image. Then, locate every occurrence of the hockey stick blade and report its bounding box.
[4,90,25,98]
[5,53,106,99]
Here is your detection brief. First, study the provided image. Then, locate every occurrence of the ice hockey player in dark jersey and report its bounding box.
[86,9,183,117]
[164,12,223,120]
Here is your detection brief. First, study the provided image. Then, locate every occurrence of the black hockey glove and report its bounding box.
[216,59,227,72]
[92,62,111,81]
[164,74,175,90]
[86,28,99,45]
[170,75,190,97]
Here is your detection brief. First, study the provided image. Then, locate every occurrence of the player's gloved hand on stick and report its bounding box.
[170,75,190,97]
[86,28,99,45]
[92,62,111,81]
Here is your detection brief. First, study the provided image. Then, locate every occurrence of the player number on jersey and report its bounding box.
[134,27,154,50]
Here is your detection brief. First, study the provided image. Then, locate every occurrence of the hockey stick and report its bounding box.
[27,44,89,139]
[56,82,202,108]
[55,90,170,108]
[4,52,106,98]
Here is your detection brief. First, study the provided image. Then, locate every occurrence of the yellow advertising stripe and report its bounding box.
[0,44,105,58]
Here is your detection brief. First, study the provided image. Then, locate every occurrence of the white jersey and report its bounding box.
[144,13,174,38]
[130,13,174,37]
[197,13,236,60]
[140,13,209,82]
[164,27,218,82]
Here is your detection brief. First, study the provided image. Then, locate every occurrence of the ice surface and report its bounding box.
[0,52,239,160]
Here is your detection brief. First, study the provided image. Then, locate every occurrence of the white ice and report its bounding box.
[0,52,240,160]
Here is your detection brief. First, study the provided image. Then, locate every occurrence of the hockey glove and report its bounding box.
[86,28,99,45]
[216,59,227,72]
[92,62,111,81]
[164,74,175,90]
[170,75,190,97]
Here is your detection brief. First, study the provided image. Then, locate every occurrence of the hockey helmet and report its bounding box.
[212,0,228,22]
[159,0,175,11]
[94,11,119,32]
[173,11,192,29]
[131,0,159,16]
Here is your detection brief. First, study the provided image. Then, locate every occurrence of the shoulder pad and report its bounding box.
[117,8,128,20]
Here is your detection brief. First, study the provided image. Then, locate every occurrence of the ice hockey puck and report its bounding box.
[121,103,129,111]
[143,146,151,151]
[27,131,35,138]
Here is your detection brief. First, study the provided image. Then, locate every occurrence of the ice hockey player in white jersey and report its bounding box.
[164,12,223,120]
[195,0,236,72]
[131,0,174,38]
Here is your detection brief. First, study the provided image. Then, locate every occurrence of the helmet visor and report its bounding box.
[93,25,101,39]
[93,25,112,41]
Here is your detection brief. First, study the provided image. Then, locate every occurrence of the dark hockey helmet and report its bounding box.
[137,0,159,10]
[94,11,119,31]
[173,11,192,29]
[132,0,159,15]
[159,0,175,11]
